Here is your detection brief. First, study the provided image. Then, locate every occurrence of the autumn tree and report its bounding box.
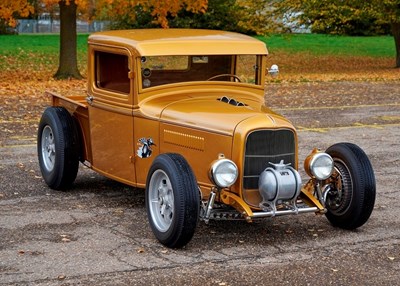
[0,0,34,34]
[272,0,400,68]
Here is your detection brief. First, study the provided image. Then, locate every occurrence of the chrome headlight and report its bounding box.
[304,149,334,180]
[209,159,238,188]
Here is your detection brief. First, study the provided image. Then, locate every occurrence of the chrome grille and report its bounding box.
[243,129,296,189]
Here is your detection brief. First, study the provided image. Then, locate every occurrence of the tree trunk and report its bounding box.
[392,22,400,68]
[54,0,82,79]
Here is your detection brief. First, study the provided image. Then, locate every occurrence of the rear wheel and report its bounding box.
[146,153,199,248]
[325,143,376,229]
[37,107,79,190]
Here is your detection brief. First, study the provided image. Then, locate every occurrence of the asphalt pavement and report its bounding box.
[1,82,399,285]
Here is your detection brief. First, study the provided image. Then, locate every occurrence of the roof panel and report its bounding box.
[88,29,268,56]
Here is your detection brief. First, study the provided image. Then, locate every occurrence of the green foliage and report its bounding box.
[168,0,246,32]
[303,1,391,35]
[104,5,158,30]
[274,0,399,36]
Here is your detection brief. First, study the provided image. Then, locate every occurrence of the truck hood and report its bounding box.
[141,94,291,135]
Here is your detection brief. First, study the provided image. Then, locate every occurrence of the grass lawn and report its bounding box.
[0,34,88,54]
[258,34,395,58]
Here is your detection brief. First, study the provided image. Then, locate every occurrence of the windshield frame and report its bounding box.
[137,54,266,93]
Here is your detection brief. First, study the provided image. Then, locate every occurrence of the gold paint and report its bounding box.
[220,190,254,221]
[299,180,325,212]
[164,129,205,151]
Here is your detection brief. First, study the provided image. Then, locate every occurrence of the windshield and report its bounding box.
[139,55,261,89]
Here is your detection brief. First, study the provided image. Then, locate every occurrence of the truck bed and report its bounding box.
[46,91,88,109]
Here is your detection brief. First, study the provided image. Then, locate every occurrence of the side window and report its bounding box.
[95,51,131,94]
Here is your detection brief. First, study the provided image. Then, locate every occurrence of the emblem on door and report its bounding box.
[137,137,155,158]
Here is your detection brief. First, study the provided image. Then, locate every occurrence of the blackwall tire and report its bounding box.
[37,107,79,190]
[146,153,199,248]
[325,143,376,229]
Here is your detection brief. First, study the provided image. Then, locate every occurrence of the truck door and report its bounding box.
[87,47,136,185]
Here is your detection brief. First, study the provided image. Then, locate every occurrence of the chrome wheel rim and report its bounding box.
[41,125,56,172]
[148,170,174,232]
[326,159,353,215]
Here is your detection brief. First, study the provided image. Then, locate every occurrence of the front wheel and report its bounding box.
[146,153,200,248]
[324,143,376,229]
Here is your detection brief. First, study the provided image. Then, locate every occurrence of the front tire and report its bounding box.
[325,143,376,229]
[146,153,199,248]
[37,107,79,190]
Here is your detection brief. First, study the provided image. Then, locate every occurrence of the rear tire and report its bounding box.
[325,143,376,229]
[146,153,199,248]
[37,107,79,190]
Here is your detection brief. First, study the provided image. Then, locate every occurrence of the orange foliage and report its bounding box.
[39,0,207,27]
[95,0,208,27]
[0,0,34,27]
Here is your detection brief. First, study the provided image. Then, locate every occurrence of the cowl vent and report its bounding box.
[217,96,247,107]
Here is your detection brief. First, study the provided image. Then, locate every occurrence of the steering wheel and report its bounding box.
[207,74,242,82]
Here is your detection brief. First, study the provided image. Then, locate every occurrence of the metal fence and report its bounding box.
[16,19,110,34]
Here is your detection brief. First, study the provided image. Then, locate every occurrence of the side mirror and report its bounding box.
[268,64,279,77]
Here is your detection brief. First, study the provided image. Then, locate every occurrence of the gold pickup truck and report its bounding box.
[38,29,376,248]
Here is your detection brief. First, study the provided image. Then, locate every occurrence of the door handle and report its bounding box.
[86,95,94,105]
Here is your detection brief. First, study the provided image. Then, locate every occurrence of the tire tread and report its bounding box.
[325,142,376,229]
